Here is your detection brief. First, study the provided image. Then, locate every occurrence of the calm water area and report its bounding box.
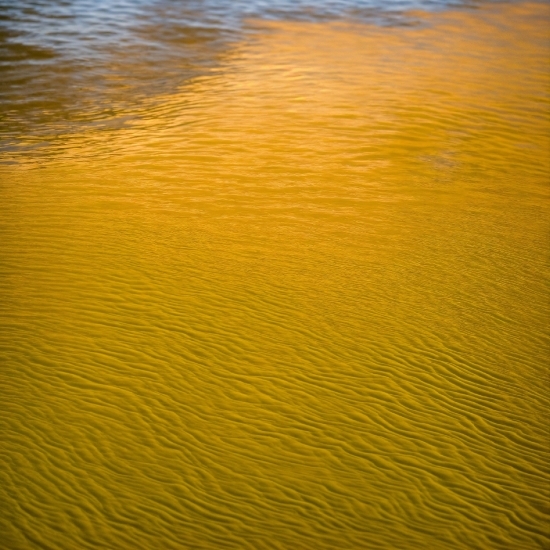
[1,0,549,548]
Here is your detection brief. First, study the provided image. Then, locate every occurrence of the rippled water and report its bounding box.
[0,0,510,145]
[1,1,550,549]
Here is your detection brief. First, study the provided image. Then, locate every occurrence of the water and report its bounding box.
[0,0,507,146]
[1,1,549,549]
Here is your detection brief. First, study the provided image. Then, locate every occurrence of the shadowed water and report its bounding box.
[1,1,549,549]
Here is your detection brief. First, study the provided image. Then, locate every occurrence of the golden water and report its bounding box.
[1,2,549,548]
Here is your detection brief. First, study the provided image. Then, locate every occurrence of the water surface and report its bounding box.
[1,1,549,549]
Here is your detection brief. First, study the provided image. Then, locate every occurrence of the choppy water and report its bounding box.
[1,1,550,549]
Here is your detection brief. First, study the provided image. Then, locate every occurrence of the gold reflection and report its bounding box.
[1,2,549,549]
[51,3,548,176]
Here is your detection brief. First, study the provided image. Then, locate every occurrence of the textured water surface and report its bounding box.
[1,1,549,549]
[0,0,514,143]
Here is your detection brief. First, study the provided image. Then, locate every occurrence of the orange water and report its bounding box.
[1,2,549,548]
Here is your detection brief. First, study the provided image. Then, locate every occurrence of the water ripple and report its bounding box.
[1,1,550,549]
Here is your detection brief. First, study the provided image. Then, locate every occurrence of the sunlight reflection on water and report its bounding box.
[0,0,512,143]
[1,1,549,549]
